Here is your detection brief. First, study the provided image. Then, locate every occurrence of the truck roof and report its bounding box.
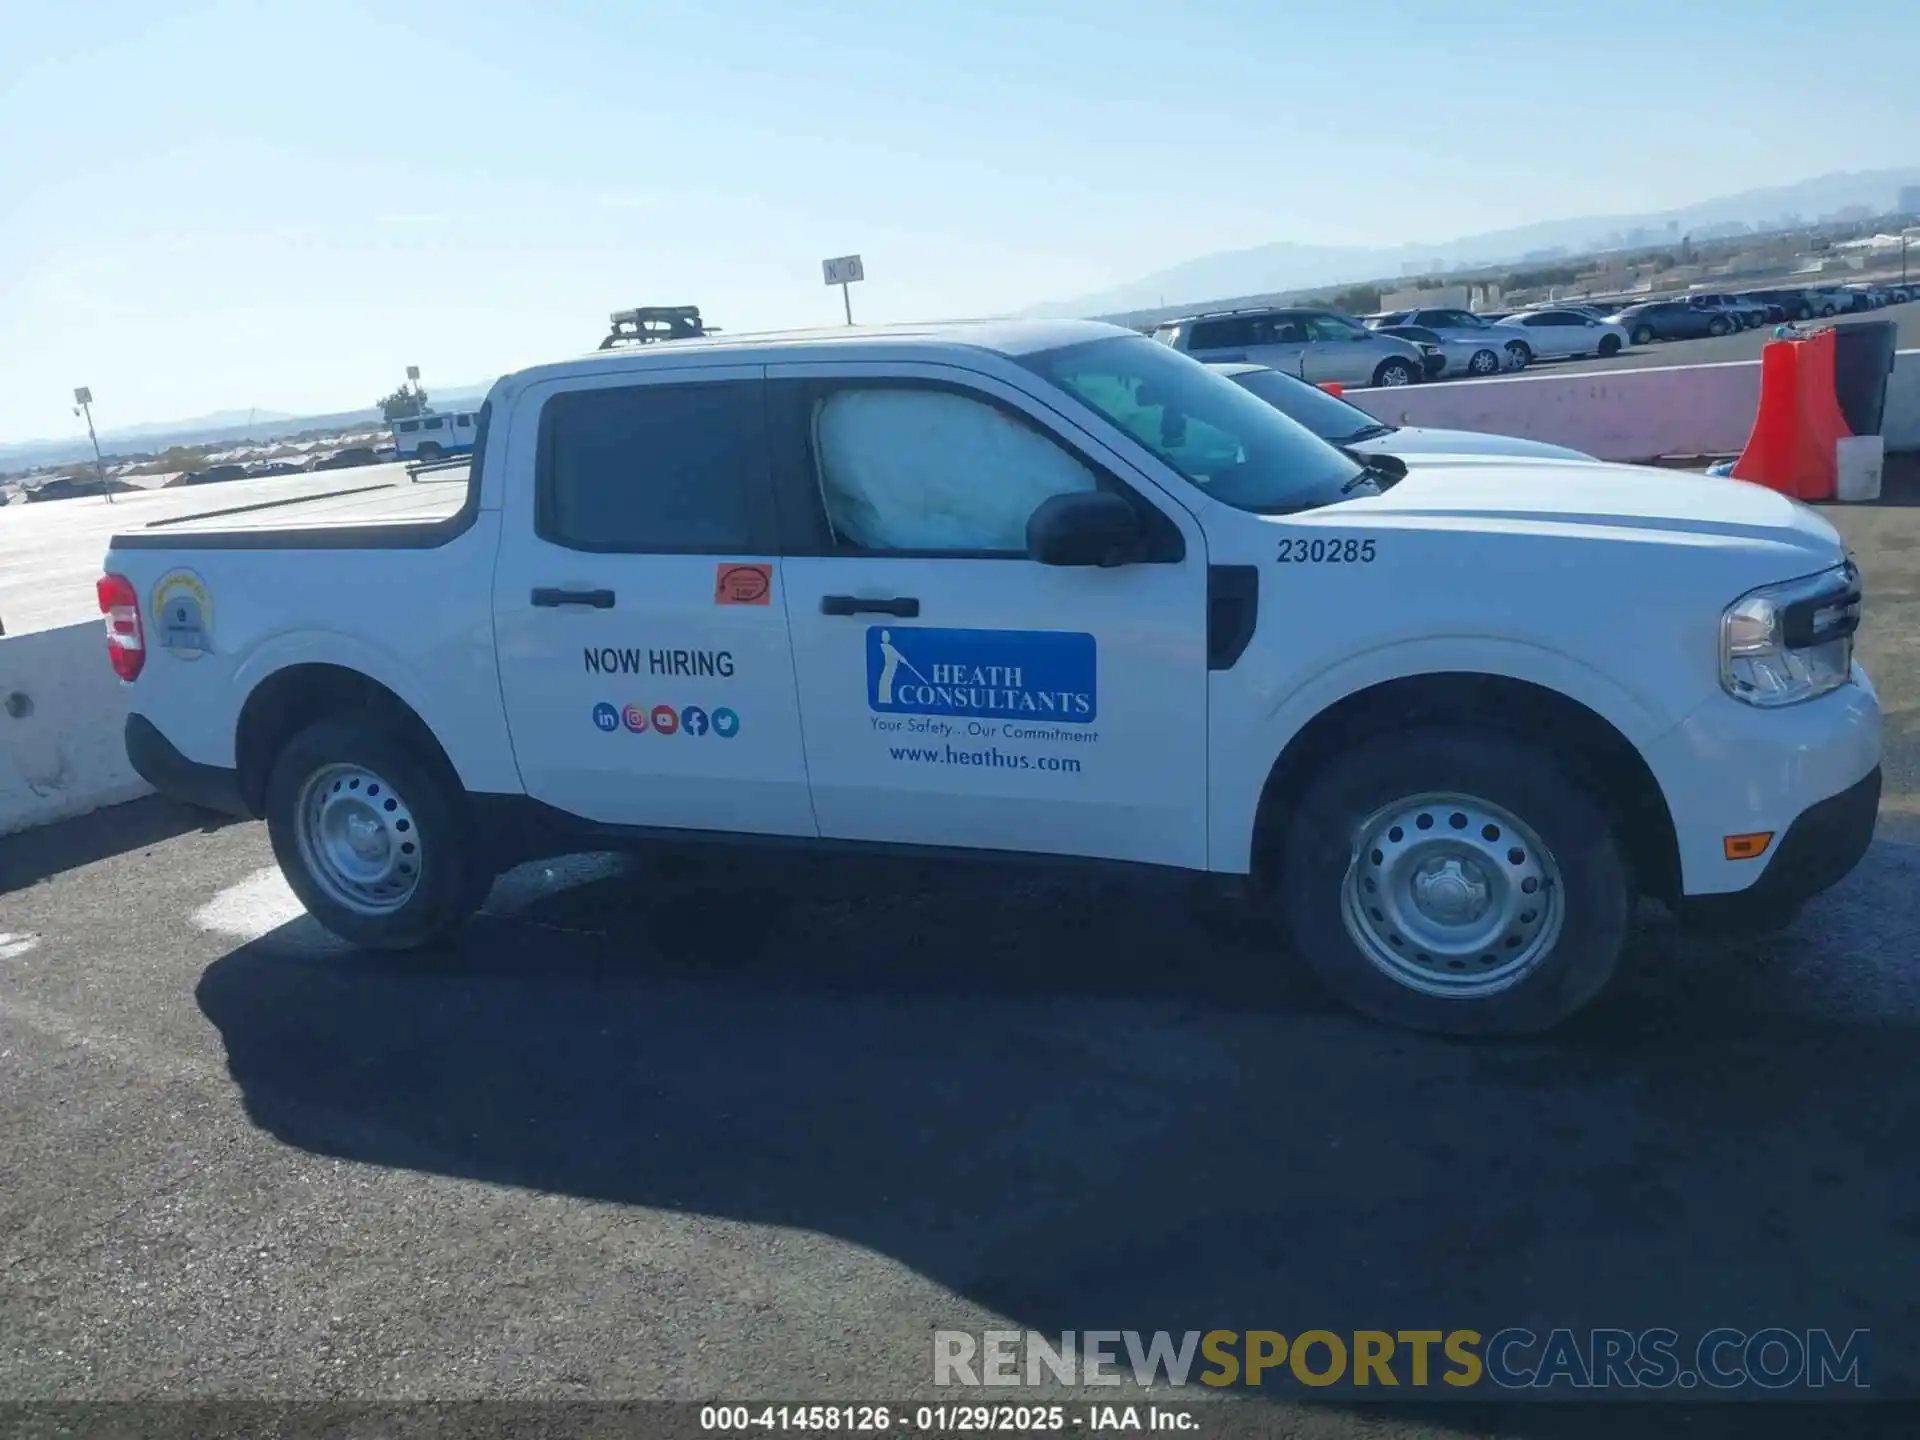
[502,317,1132,392]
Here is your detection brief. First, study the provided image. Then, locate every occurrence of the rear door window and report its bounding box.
[535,380,772,553]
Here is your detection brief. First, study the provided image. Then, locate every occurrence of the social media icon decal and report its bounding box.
[651,704,680,735]
[622,704,648,733]
[712,707,739,738]
[592,702,621,733]
[681,705,710,737]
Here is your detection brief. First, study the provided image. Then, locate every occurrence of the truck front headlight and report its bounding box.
[1720,562,1861,707]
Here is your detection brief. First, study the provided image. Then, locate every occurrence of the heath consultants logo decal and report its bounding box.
[866,627,1096,723]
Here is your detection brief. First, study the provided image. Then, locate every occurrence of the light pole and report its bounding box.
[72,387,112,504]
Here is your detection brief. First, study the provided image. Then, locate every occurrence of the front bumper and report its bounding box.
[1746,764,1882,906]
[1641,667,1881,897]
[126,713,251,818]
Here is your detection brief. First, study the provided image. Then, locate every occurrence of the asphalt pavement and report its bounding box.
[2,480,1918,1432]
[1525,298,1920,378]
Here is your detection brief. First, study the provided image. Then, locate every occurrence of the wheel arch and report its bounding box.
[1246,670,1681,904]
[235,662,461,817]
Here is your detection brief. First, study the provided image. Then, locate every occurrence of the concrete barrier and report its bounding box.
[0,620,148,837]
[1349,348,1920,462]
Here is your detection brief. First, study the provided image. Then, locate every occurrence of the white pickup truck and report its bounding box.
[100,319,1882,1035]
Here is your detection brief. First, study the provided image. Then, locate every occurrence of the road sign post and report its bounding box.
[822,254,865,325]
[72,386,112,504]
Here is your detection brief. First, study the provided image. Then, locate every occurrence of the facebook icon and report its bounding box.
[681,705,710,736]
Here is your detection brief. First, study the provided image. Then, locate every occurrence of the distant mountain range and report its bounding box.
[0,383,495,473]
[1027,166,1920,321]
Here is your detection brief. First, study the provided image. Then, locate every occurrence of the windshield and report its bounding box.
[1021,335,1375,514]
[1224,366,1394,444]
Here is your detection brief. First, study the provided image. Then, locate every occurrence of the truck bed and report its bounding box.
[108,468,474,552]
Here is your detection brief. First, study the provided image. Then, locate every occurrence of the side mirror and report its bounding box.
[1027,491,1144,568]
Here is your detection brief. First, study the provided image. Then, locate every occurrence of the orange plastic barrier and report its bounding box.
[1729,328,1853,500]
[1319,383,1344,397]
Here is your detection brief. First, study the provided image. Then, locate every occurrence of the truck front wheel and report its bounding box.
[1276,728,1630,1036]
[264,716,491,949]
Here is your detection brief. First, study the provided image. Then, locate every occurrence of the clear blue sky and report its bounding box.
[2,0,1914,440]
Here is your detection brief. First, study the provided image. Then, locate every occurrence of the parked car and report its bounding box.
[1737,289,1817,322]
[1841,284,1886,311]
[313,446,380,471]
[1150,307,1428,388]
[1608,301,1732,344]
[181,463,250,486]
[1496,309,1632,361]
[23,473,137,501]
[1367,307,1533,371]
[1209,362,1595,460]
[1685,293,1770,329]
[105,317,1881,1036]
[1373,324,1502,378]
[1803,288,1852,318]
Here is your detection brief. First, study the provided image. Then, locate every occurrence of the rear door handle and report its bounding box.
[532,587,615,609]
[820,595,920,618]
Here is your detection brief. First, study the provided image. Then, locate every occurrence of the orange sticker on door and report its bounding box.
[715,563,773,606]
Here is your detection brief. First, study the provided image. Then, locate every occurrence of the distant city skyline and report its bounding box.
[5,0,1919,443]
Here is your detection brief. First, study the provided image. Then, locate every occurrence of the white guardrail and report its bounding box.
[3,354,1918,838]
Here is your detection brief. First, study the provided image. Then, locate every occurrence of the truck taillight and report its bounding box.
[97,572,145,681]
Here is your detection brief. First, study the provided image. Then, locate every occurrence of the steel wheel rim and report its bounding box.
[1340,791,1565,999]
[294,763,423,916]
[1470,350,1497,374]
[1382,364,1411,386]
[1505,344,1528,367]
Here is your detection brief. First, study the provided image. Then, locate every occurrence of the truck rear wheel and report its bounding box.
[264,717,490,949]
[1275,728,1630,1035]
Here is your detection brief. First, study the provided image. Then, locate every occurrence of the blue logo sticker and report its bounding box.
[711,706,740,739]
[592,702,621,733]
[866,627,1096,723]
[681,705,710,737]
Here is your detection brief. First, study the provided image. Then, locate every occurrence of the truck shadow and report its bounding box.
[0,794,233,896]
[193,838,1920,1415]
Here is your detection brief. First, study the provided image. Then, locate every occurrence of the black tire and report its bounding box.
[1468,348,1501,376]
[264,716,492,950]
[1821,305,1836,317]
[1597,334,1622,358]
[415,441,444,461]
[1274,728,1631,1037]
[1631,325,1655,345]
[1504,341,1532,370]
[1707,317,1731,336]
[1793,305,1812,321]
[1372,358,1418,387]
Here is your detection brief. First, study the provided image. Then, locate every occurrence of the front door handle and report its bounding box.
[532,587,615,609]
[820,595,920,618]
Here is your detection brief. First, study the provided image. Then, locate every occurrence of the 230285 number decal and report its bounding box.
[1277,538,1376,564]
